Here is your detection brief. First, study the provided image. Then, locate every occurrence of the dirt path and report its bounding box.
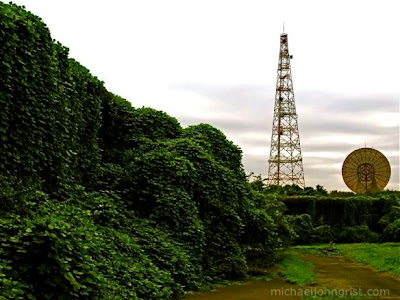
[185,254,400,299]
[301,253,400,299]
[185,278,300,300]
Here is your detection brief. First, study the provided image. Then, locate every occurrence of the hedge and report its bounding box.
[283,195,399,231]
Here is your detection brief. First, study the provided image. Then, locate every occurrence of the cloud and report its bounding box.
[174,83,399,191]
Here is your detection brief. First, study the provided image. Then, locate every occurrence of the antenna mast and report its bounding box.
[267,32,305,187]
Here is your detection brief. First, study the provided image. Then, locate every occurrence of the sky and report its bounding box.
[11,0,400,191]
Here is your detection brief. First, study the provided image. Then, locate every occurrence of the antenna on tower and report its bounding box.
[283,22,285,33]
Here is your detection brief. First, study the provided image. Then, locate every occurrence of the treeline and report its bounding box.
[284,195,400,244]
[0,3,290,299]
[250,177,400,245]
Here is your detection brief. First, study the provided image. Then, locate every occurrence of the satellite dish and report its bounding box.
[342,147,391,194]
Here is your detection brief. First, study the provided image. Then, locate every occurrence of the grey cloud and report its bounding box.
[242,154,268,176]
[179,116,266,133]
[297,91,399,114]
[302,143,360,153]
[174,83,399,190]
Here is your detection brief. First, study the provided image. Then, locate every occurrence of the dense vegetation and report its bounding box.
[1,3,400,299]
[250,177,400,245]
[0,3,290,298]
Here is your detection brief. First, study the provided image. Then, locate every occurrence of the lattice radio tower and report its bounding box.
[267,30,305,187]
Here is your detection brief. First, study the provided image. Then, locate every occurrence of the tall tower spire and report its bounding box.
[267,32,305,187]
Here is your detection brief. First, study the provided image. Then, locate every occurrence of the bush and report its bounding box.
[286,216,337,245]
[313,225,336,243]
[99,94,182,164]
[241,197,278,268]
[382,219,400,242]
[182,123,243,171]
[0,198,176,299]
[283,195,399,232]
[339,225,379,243]
[286,214,315,245]
[248,190,293,250]
[68,190,206,294]
[117,140,205,262]
[379,206,400,229]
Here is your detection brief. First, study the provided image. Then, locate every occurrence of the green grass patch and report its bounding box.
[336,243,400,277]
[296,243,400,278]
[280,251,315,286]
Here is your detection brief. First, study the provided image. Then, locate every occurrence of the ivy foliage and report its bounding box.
[0,3,287,298]
[0,3,103,195]
[0,194,175,299]
[283,195,399,232]
[250,176,400,244]
[99,94,182,164]
[283,195,400,244]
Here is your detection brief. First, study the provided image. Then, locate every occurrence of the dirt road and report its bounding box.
[185,278,301,300]
[185,253,400,299]
[301,253,400,299]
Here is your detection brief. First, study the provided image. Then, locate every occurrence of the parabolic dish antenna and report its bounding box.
[342,147,391,194]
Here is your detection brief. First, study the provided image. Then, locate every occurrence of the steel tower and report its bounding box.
[267,32,305,187]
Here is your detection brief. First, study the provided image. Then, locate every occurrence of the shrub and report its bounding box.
[248,190,293,250]
[99,94,182,164]
[286,214,315,245]
[182,123,243,171]
[283,195,399,232]
[382,219,400,242]
[313,225,336,243]
[119,140,205,256]
[286,216,337,245]
[339,225,379,243]
[68,190,206,294]
[379,206,400,229]
[0,198,176,299]
[241,199,278,268]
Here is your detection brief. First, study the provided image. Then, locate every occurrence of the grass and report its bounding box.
[295,242,400,278]
[280,250,315,286]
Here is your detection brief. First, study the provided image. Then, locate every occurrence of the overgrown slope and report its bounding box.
[0,3,288,298]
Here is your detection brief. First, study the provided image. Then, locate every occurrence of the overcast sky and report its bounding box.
[12,0,400,191]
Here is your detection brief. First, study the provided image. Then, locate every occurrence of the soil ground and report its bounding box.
[185,278,301,300]
[185,253,400,300]
[301,253,400,299]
